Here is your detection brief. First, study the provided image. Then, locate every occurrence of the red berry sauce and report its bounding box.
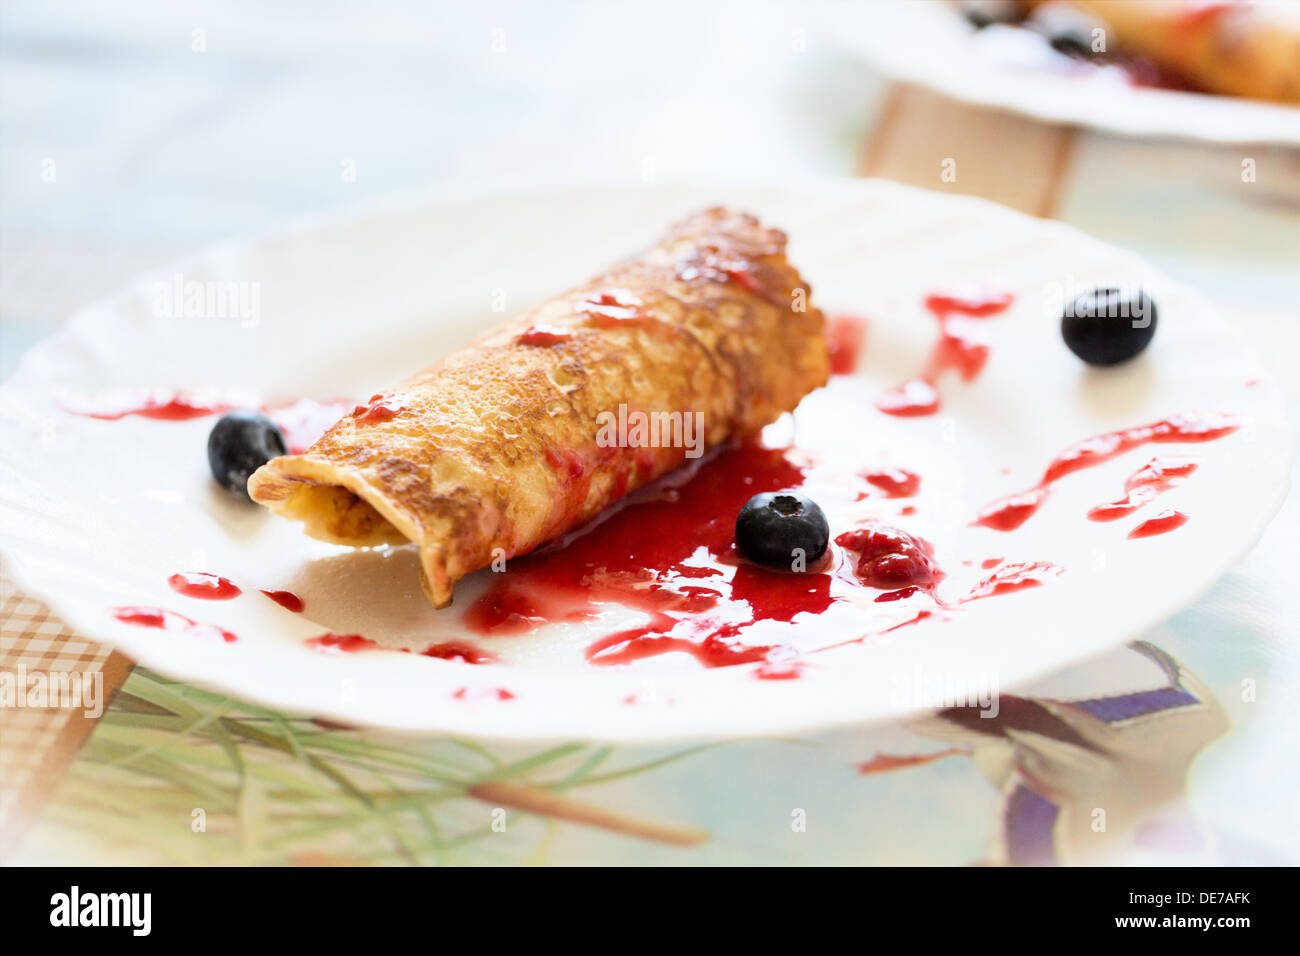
[260,589,305,613]
[579,290,650,327]
[168,571,242,600]
[1087,457,1198,522]
[975,412,1237,531]
[305,633,380,653]
[876,290,1014,417]
[113,606,237,643]
[65,389,355,455]
[963,561,1062,601]
[63,387,248,421]
[835,525,941,592]
[516,324,573,347]
[1128,509,1189,539]
[861,468,921,499]
[754,659,807,680]
[453,684,516,702]
[351,393,405,426]
[466,442,832,668]
[421,641,497,664]
[826,314,867,375]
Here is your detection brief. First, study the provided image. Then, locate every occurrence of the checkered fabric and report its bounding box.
[0,567,132,859]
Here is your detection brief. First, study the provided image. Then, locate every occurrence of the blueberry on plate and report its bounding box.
[960,0,1019,30]
[1027,2,1103,58]
[735,492,829,571]
[1061,288,1158,366]
[208,410,287,499]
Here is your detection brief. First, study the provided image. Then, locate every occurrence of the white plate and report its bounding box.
[831,1,1300,146]
[0,180,1291,741]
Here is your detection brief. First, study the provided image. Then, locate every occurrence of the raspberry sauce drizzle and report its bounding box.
[826,314,867,375]
[975,412,1238,532]
[1087,457,1198,522]
[113,606,237,643]
[260,589,305,613]
[677,253,770,300]
[964,561,1062,601]
[63,388,247,421]
[755,659,807,680]
[453,684,515,702]
[304,632,498,661]
[351,393,404,425]
[876,291,1014,417]
[1128,509,1189,539]
[860,468,921,499]
[64,389,354,455]
[579,290,652,328]
[306,633,379,653]
[168,571,241,600]
[517,324,573,347]
[422,641,497,664]
[466,443,832,668]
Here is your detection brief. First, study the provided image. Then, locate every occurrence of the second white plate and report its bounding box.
[832,1,1300,146]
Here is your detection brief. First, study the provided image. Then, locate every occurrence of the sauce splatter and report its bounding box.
[63,388,250,421]
[579,290,650,327]
[306,633,379,653]
[113,606,237,643]
[422,641,497,664]
[351,393,405,426]
[260,589,305,613]
[826,314,867,375]
[168,572,241,600]
[963,561,1063,601]
[517,324,573,347]
[64,389,354,455]
[975,412,1237,531]
[1128,509,1189,539]
[453,684,516,702]
[755,659,807,680]
[1087,457,1198,522]
[876,290,1014,417]
[861,468,921,498]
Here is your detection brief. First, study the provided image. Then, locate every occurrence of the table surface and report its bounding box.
[2,0,1298,865]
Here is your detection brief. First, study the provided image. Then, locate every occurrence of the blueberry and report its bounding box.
[208,410,286,499]
[1061,288,1157,366]
[735,492,829,570]
[961,0,1019,29]
[1028,3,1103,58]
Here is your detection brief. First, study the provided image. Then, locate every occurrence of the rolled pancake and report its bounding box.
[248,207,830,608]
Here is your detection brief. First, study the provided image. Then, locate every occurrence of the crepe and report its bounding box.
[1018,0,1300,103]
[248,207,829,608]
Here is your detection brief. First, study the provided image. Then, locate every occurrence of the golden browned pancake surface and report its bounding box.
[249,208,829,607]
